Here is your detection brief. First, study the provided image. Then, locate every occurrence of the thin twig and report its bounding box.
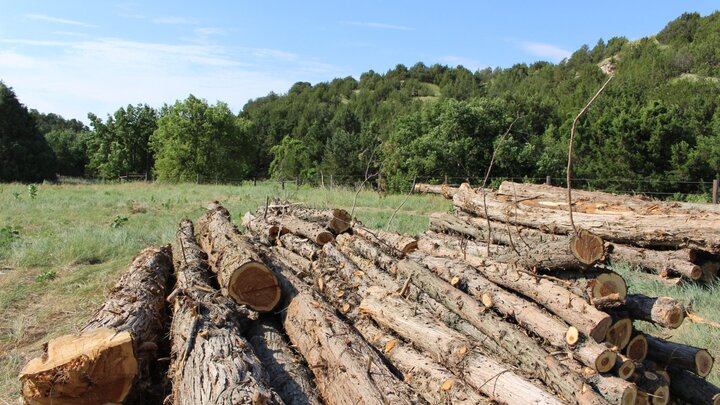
[567,75,614,234]
[517,268,572,286]
[386,175,417,231]
[399,274,413,297]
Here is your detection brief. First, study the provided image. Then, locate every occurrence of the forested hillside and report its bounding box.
[2,11,719,195]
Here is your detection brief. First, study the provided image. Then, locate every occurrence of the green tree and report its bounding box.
[151,95,252,182]
[45,129,90,176]
[0,82,57,182]
[269,135,313,181]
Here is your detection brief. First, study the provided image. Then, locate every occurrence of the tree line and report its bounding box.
[2,11,719,195]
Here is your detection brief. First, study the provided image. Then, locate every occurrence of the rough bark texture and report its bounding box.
[454,183,720,253]
[667,366,720,405]
[359,286,564,405]
[622,295,685,329]
[645,335,714,377]
[354,225,418,256]
[242,212,287,246]
[20,246,173,405]
[169,219,282,405]
[277,233,318,261]
[606,243,702,280]
[281,217,335,246]
[414,183,458,199]
[415,240,612,342]
[631,372,669,405]
[284,292,425,405]
[198,203,281,312]
[290,207,353,235]
[589,375,637,405]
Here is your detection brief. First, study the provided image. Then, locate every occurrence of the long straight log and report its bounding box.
[606,243,702,280]
[277,233,318,260]
[354,225,418,257]
[168,219,282,405]
[289,207,353,235]
[414,253,616,373]
[281,217,335,245]
[667,366,720,405]
[197,203,281,312]
[454,183,720,253]
[622,295,685,329]
[645,335,714,377]
[414,183,458,199]
[415,240,612,342]
[242,212,288,246]
[285,292,425,404]
[359,286,564,405]
[20,246,173,405]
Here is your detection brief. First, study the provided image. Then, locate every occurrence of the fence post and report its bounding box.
[320,171,325,189]
[713,179,718,206]
[281,178,285,190]
[546,175,551,186]
[330,175,334,190]
[253,177,256,186]
[196,173,199,184]
[444,174,448,185]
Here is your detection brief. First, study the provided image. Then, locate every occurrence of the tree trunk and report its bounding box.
[413,252,616,373]
[242,212,288,246]
[168,219,282,405]
[415,240,612,342]
[197,202,281,312]
[606,243,702,280]
[289,207,353,235]
[280,217,335,245]
[414,183,458,199]
[454,183,720,253]
[622,295,684,329]
[667,366,720,405]
[284,292,426,405]
[359,286,564,405]
[354,225,418,256]
[645,335,714,377]
[20,246,173,405]
[277,233,318,260]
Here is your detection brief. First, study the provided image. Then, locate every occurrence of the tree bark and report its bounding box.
[622,295,684,329]
[242,212,288,246]
[277,233,318,261]
[284,292,426,405]
[645,335,714,377]
[354,225,418,256]
[630,371,669,405]
[613,354,636,380]
[606,243,702,280]
[454,183,720,253]
[289,207,353,235]
[415,240,612,342]
[198,202,281,312]
[414,183,458,199]
[359,286,565,405]
[667,366,720,405]
[168,219,282,405]
[20,246,173,405]
[280,216,335,246]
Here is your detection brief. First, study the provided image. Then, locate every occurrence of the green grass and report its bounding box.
[0,180,450,401]
[2,181,719,401]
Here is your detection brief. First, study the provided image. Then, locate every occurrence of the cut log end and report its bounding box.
[696,349,714,378]
[616,357,636,380]
[20,328,138,405]
[402,240,419,254]
[565,326,579,346]
[570,229,605,266]
[228,262,281,312]
[620,387,638,405]
[316,231,335,246]
[649,385,670,405]
[605,318,633,349]
[626,334,648,362]
[590,313,613,343]
[596,348,617,373]
[592,272,627,300]
[480,293,493,308]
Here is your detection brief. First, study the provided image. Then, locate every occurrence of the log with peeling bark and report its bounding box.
[20,246,173,405]
[588,376,637,405]
[606,243,702,281]
[242,212,288,245]
[285,292,426,404]
[354,225,418,257]
[413,252,617,373]
[622,295,685,329]
[277,233,318,260]
[197,203,281,312]
[395,259,615,405]
[415,240,612,342]
[359,286,565,405]
[169,219,282,405]
[645,335,714,378]
[454,183,720,253]
[289,207,353,235]
[667,366,720,405]
[413,183,459,199]
[280,216,335,245]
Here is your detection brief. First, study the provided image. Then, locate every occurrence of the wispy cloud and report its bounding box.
[518,41,571,62]
[341,21,414,31]
[26,14,97,28]
[152,16,197,25]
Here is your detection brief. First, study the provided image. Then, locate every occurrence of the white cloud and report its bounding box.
[518,41,571,62]
[26,14,98,28]
[152,16,197,25]
[0,50,38,68]
[341,21,414,31]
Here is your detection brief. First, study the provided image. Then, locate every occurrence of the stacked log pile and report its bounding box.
[19,192,720,405]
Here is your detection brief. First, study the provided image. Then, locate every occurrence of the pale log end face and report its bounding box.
[618,359,635,379]
[605,318,632,349]
[592,273,627,300]
[20,328,137,405]
[626,335,648,362]
[651,385,670,405]
[596,349,616,373]
[565,326,579,346]
[230,263,281,312]
[621,384,637,405]
[570,230,605,266]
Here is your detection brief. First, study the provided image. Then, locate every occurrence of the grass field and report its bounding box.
[1,181,719,402]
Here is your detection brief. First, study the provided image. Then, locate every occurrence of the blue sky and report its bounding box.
[0,1,717,123]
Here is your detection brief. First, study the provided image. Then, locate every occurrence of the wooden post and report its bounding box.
[330,175,334,190]
[713,179,718,206]
[281,178,285,190]
[253,177,257,186]
[546,176,552,185]
[444,174,448,185]
[320,171,325,189]
[196,173,200,184]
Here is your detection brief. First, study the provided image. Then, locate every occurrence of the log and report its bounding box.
[354,225,418,256]
[544,269,627,303]
[455,183,720,253]
[622,295,685,329]
[395,259,611,404]
[285,292,425,404]
[414,183,458,199]
[589,376,637,405]
[415,240,612,342]
[281,216,335,245]
[290,207,353,235]
[246,318,323,405]
[197,203,281,312]
[667,366,720,405]
[414,253,617,373]
[277,233,318,260]
[242,212,288,245]
[20,246,172,405]
[169,219,282,405]
[626,333,648,362]
[613,354,636,380]
[359,286,564,405]
[605,316,633,350]
[606,243,702,281]
[631,371,670,405]
[570,229,606,266]
[645,335,714,377]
